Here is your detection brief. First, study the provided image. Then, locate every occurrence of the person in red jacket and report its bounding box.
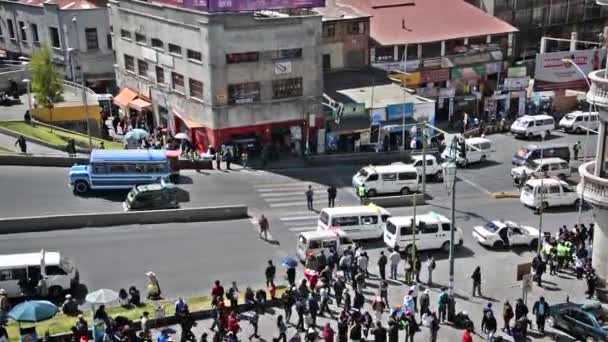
[211,280,225,301]
[227,312,240,335]
[462,327,473,342]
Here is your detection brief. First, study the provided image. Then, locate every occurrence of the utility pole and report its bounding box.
[422,122,427,194]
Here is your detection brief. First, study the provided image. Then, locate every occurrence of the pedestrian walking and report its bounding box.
[414,256,422,283]
[265,260,276,287]
[502,300,514,335]
[282,290,294,323]
[587,269,598,299]
[389,249,400,280]
[357,184,367,205]
[305,185,314,211]
[387,320,398,342]
[323,323,335,342]
[258,215,270,240]
[14,135,27,153]
[377,251,387,280]
[215,151,221,170]
[228,282,239,308]
[333,277,345,307]
[0,289,10,322]
[471,266,482,297]
[429,312,440,342]
[481,310,497,341]
[419,289,430,319]
[343,290,351,312]
[379,281,389,308]
[514,298,528,321]
[573,141,581,160]
[462,327,473,342]
[349,320,363,342]
[371,321,386,342]
[277,315,288,342]
[404,312,418,342]
[532,296,549,335]
[357,252,369,277]
[225,149,232,170]
[327,186,337,208]
[318,287,333,318]
[337,316,348,342]
[295,298,306,331]
[409,282,419,312]
[248,311,259,340]
[371,296,386,322]
[426,256,436,285]
[438,288,448,323]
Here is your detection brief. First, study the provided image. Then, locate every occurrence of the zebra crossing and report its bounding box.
[251,180,346,233]
[180,167,270,176]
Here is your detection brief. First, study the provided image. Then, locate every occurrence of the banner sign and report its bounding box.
[386,103,414,121]
[160,0,325,12]
[534,49,605,91]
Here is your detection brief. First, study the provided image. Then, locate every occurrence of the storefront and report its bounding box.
[113,87,155,131]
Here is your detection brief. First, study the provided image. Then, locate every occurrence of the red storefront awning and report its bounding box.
[113,88,138,107]
[129,98,152,112]
[174,111,204,128]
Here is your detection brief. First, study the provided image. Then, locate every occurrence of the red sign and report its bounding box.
[420,69,450,83]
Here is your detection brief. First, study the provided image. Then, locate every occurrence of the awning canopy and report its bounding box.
[113,88,137,107]
[174,111,204,129]
[129,98,152,112]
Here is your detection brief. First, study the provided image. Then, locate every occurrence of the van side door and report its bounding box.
[380,173,397,193]
[419,222,441,249]
[0,268,27,297]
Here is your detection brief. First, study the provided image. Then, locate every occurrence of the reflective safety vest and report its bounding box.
[557,244,568,257]
[358,186,367,197]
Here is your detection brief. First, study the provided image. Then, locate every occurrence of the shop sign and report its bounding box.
[342,103,366,117]
[420,68,450,83]
[142,47,158,63]
[534,48,606,91]
[451,65,485,80]
[508,66,527,78]
[503,77,530,91]
[485,61,502,75]
[274,61,292,75]
[388,71,421,87]
[422,57,442,69]
[449,52,492,66]
[386,103,414,121]
[371,60,420,72]
[370,108,386,123]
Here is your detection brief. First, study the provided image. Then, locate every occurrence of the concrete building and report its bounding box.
[0,0,114,92]
[314,3,370,71]
[467,0,608,58]
[110,0,323,152]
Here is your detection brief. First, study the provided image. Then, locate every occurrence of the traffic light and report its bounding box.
[458,141,467,159]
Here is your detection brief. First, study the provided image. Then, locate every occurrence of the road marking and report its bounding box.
[266,196,334,203]
[457,175,493,196]
[252,181,307,188]
[257,186,325,192]
[280,215,319,221]
[269,201,318,208]
[288,226,318,232]
[260,190,326,197]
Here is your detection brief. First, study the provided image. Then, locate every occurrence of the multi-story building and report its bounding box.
[110,0,323,152]
[0,0,114,92]
[315,3,370,72]
[467,0,608,58]
[325,0,517,122]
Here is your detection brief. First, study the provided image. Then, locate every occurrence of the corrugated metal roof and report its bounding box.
[341,0,517,45]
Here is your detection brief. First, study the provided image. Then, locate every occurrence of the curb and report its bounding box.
[0,205,248,234]
[493,192,520,199]
[0,154,87,167]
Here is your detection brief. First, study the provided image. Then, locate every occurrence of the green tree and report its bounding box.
[30,43,63,106]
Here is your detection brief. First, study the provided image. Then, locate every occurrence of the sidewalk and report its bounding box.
[0,131,65,155]
[151,264,588,342]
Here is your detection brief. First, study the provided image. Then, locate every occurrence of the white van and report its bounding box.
[510,114,555,139]
[0,251,79,298]
[559,111,599,134]
[296,230,354,262]
[352,164,419,196]
[383,212,464,254]
[318,205,392,240]
[441,137,494,166]
[520,178,579,210]
[511,157,571,180]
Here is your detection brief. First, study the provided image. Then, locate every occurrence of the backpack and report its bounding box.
[430,260,436,270]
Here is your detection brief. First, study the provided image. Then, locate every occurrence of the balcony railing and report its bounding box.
[587,70,608,109]
[578,161,608,208]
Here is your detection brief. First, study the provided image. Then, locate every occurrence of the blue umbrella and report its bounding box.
[124,128,150,141]
[8,300,58,323]
[281,256,298,269]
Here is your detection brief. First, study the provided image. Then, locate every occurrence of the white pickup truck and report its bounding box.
[393,154,443,181]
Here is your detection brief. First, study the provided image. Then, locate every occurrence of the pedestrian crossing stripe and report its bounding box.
[265,196,336,203]
[288,226,318,232]
[260,190,326,197]
[252,181,310,188]
[256,185,326,192]
[279,215,319,221]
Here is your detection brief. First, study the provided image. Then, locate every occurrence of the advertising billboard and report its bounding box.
[386,103,414,121]
[534,49,605,91]
[172,0,326,12]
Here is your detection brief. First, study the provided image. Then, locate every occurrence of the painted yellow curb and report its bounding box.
[493,192,520,199]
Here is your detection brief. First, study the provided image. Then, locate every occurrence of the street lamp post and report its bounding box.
[72,15,93,150]
[443,139,458,321]
[23,78,33,126]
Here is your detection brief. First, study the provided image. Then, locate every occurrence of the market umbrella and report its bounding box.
[281,256,298,269]
[124,128,150,141]
[85,288,119,304]
[174,132,189,140]
[8,300,58,323]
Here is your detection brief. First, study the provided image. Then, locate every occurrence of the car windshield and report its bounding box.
[358,169,369,178]
[484,222,501,232]
[523,184,534,194]
[516,118,530,126]
[564,114,575,120]
[526,160,540,169]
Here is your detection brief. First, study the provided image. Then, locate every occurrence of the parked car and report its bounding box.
[559,111,599,134]
[472,220,539,249]
[548,301,608,341]
[124,180,179,211]
[511,157,571,180]
[520,178,579,210]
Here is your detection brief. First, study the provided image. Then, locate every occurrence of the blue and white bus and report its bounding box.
[68,150,169,194]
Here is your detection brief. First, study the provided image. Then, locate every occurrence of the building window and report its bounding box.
[7,19,15,39]
[151,38,163,49]
[187,49,202,62]
[189,78,203,99]
[85,28,99,50]
[124,54,134,72]
[171,72,185,93]
[228,82,261,104]
[374,46,394,62]
[168,43,181,55]
[18,21,26,41]
[271,48,302,60]
[156,66,164,84]
[137,59,148,77]
[107,34,112,50]
[30,24,39,43]
[323,23,335,37]
[120,29,131,40]
[49,27,60,48]
[347,21,366,35]
[226,52,259,64]
[272,77,302,99]
[135,33,146,44]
